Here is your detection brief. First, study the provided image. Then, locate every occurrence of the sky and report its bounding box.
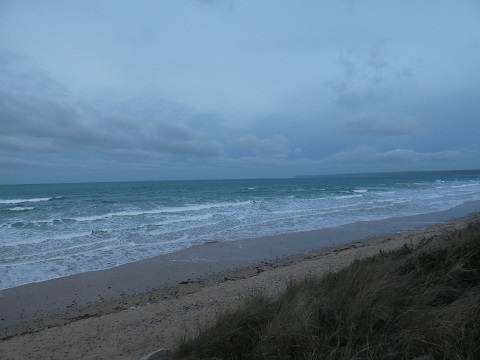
[1,0,479,184]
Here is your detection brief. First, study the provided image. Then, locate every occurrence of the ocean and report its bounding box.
[1,170,480,290]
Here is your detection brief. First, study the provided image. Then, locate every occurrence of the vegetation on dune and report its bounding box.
[173,222,480,359]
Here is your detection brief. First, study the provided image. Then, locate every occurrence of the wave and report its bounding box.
[353,189,368,193]
[7,207,35,211]
[0,231,92,247]
[0,197,53,205]
[7,218,60,227]
[374,191,396,196]
[334,194,363,200]
[1,238,127,264]
[162,201,252,213]
[451,183,480,188]
[70,201,253,222]
[143,213,214,228]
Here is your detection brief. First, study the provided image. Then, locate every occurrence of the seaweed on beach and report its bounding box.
[173,223,480,359]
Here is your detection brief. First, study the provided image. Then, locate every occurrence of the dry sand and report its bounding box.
[1,210,480,360]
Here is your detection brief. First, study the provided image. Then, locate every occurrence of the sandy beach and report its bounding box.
[1,203,480,360]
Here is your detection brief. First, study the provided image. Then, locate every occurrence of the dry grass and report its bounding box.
[173,222,480,359]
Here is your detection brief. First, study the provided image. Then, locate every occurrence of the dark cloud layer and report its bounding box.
[0,1,479,183]
[342,115,419,137]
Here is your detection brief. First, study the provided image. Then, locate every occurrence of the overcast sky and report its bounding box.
[1,1,479,184]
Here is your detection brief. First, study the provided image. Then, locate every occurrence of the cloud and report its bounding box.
[0,88,84,143]
[0,135,61,153]
[325,145,378,163]
[192,0,234,8]
[0,56,224,160]
[148,121,224,157]
[0,50,69,99]
[97,115,224,158]
[324,145,464,166]
[0,156,55,169]
[327,46,414,109]
[342,114,420,137]
[380,149,417,162]
[1,2,479,183]
[228,134,289,158]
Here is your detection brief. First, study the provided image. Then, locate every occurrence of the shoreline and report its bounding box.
[1,202,480,358]
[2,201,480,320]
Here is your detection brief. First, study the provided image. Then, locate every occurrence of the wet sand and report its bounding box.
[1,201,480,359]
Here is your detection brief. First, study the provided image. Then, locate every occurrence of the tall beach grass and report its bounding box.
[173,222,480,359]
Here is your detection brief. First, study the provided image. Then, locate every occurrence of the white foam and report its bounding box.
[161,201,252,213]
[374,191,396,196]
[451,183,480,188]
[70,201,252,222]
[3,176,480,290]
[7,207,35,211]
[334,194,363,200]
[147,214,213,227]
[149,219,219,237]
[0,231,92,248]
[0,197,52,204]
[26,239,116,260]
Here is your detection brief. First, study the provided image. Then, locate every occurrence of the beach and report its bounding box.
[1,203,480,359]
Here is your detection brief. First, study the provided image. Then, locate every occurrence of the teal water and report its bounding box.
[1,170,480,289]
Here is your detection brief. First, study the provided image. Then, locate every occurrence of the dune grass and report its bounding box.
[173,222,480,359]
